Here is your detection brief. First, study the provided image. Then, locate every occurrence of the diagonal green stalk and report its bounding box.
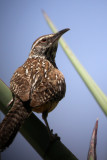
[43,11,107,116]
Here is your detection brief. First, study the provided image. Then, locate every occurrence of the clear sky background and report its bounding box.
[0,0,107,160]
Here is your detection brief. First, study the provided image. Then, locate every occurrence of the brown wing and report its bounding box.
[30,68,66,108]
[10,65,31,102]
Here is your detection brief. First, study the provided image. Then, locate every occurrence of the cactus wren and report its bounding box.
[0,28,69,151]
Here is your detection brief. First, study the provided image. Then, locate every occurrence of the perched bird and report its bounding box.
[0,28,69,151]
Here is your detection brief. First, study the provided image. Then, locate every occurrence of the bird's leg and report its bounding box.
[42,111,52,137]
[42,111,60,141]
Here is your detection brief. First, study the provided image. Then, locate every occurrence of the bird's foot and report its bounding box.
[43,129,60,158]
[49,129,60,142]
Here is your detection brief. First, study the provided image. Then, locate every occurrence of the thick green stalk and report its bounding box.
[0,80,78,160]
[43,11,107,115]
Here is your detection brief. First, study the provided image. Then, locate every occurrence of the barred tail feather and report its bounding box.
[0,97,31,151]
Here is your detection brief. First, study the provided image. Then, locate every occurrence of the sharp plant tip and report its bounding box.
[96,118,99,121]
[42,10,47,16]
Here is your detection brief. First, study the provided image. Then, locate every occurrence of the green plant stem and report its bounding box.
[43,11,107,116]
[0,79,78,160]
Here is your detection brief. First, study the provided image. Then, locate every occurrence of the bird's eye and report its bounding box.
[41,38,46,43]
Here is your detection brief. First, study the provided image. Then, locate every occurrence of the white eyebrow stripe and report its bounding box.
[32,34,53,49]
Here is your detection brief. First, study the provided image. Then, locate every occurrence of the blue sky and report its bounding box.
[0,0,107,160]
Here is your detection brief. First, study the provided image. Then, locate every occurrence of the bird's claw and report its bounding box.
[49,130,60,142]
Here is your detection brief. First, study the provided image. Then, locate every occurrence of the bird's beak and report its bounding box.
[52,28,70,43]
